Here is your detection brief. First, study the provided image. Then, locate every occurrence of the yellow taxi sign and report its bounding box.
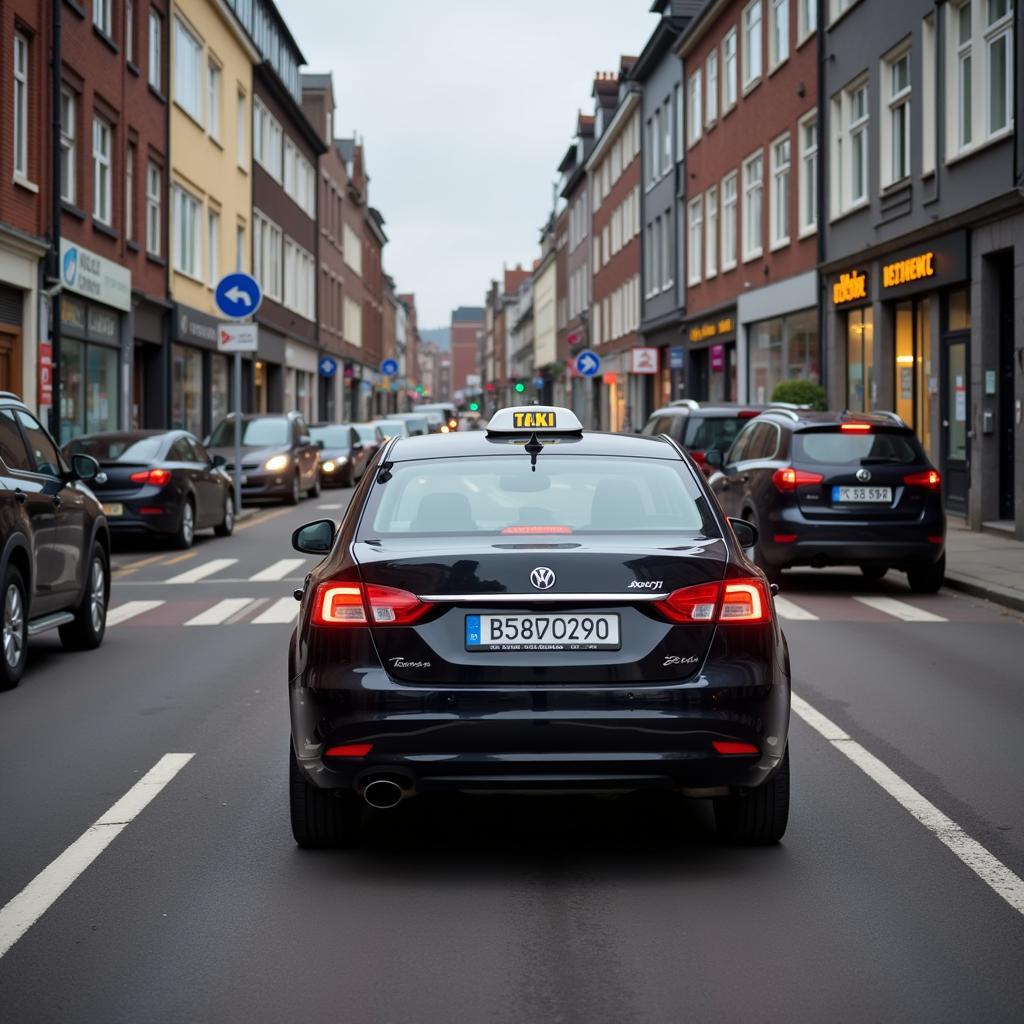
[486,406,583,434]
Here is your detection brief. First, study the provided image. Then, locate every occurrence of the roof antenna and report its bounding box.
[524,432,544,472]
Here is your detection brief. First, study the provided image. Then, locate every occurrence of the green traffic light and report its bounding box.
[514,382,525,393]
[469,401,479,411]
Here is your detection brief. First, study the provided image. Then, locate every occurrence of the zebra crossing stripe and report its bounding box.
[185,598,255,626]
[853,596,946,622]
[107,601,165,626]
[773,596,820,621]
[166,558,238,585]
[249,597,299,625]
[249,558,306,582]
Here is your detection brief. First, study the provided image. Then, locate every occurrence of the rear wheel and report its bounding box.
[286,472,301,506]
[860,565,888,582]
[307,471,321,499]
[289,744,361,848]
[713,747,790,845]
[1,566,28,690]
[907,553,945,594]
[173,497,195,549]
[59,547,108,651]
[214,492,235,537]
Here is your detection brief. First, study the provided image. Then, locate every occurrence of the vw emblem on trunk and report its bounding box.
[530,566,556,590]
[856,468,872,482]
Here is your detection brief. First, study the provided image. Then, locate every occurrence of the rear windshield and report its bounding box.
[361,456,715,537]
[209,417,289,447]
[794,430,920,465]
[65,435,164,462]
[374,420,408,438]
[310,425,351,447]
[354,425,378,442]
[683,415,748,453]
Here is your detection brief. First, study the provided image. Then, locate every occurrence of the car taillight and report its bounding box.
[654,578,771,625]
[312,581,432,627]
[129,468,172,485]
[903,469,941,490]
[689,450,707,465]
[840,422,872,432]
[771,467,824,492]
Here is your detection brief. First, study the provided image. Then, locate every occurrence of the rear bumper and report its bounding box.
[239,472,294,499]
[99,492,182,536]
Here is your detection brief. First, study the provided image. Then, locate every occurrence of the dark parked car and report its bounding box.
[309,423,379,488]
[641,400,764,474]
[207,412,320,505]
[707,409,946,592]
[63,430,234,548]
[0,393,110,690]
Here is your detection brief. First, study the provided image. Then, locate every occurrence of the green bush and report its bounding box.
[770,379,827,410]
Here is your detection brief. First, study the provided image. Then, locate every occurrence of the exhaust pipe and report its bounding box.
[363,778,405,809]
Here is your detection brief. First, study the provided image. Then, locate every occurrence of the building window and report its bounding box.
[705,186,718,279]
[846,306,874,412]
[173,16,203,123]
[125,0,135,63]
[770,132,790,249]
[172,344,203,435]
[687,71,702,145]
[661,207,673,290]
[652,217,663,295]
[721,171,738,270]
[831,78,869,216]
[125,144,135,242]
[207,61,221,141]
[236,90,246,168]
[93,0,112,36]
[148,11,162,90]
[146,162,161,256]
[13,34,28,179]
[235,224,245,271]
[687,197,703,286]
[284,239,315,319]
[172,185,201,278]
[92,117,113,226]
[749,309,819,404]
[253,210,282,300]
[207,208,219,286]
[60,89,76,203]
[883,47,911,185]
[797,111,817,236]
[921,14,937,175]
[769,0,789,69]
[743,1,763,89]
[253,98,283,181]
[830,0,861,21]
[984,0,1012,135]
[706,51,719,125]
[722,27,738,110]
[742,150,763,260]
[674,83,683,161]
[662,100,672,174]
[343,223,362,275]
[798,0,817,43]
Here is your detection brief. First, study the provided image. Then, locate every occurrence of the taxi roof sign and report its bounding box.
[486,406,583,434]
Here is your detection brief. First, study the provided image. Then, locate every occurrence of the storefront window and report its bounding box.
[846,307,873,412]
[61,338,85,440]
[749,320,782,404]
[295,369,313,420]
[748,309,819,404]
[172,344,203,435]
[895,299,934,459]
[947,288,970,331]
[60,337,120,439]
[211,354,229,427]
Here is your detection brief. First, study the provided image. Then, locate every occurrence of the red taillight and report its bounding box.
[500,525,573,534]
[774,533,797,543]
[712,741,759,755]
[772,467,824,492]
[130,468,172,485]
[312,581,432,627]
[325,743,373,758]
[840,422,872,433]
[138,507,164,515]
[903,469,941,490]
[689,450,707,465]
[738,409,759,419]
[654,577,771,625]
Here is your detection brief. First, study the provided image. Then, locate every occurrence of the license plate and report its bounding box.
[465,613,620,651]
[101,503,123,517]
[832,486,892,503]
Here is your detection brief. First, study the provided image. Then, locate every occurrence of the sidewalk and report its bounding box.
[945,520,1024,613]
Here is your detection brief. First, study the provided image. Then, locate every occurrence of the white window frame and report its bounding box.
[125,0,135,63]
[831,76,870,218]
[125,144,135,242]
[742,1,764,91]
[236,89,247,169]
[921,14,937,175]
[769,0,790,70]
[705,185,718,279]
[146,162,161,256]
[60,88,76,203]
[235,223,245,272]
[92,116,113,226]
[687,197,703,286]
[722,27,738,112]
[829,0,862,24]
[674,82,683,161]
[797,0,817,44]
[983,0,1013,138]
[769,131,791,250]
[253,208,282,301]
[172,15,203,124]
[172,184,202,279]
[207,59,221,143]
[797,109,818,237]
[688,70,702,146]
[662,100,672,174]
[882,45,911,187]
[148,10,162,91]
[13,33,29,180]
[742,149,764,262]
[661,206,673,291]
[721,171,738,271]
[705,50,719,126]
[93,0,112,36]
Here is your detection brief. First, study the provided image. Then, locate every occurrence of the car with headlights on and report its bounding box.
[310,423,379,488]
[207,412,320,505]
[287,405,791,848]
[389,413,430,437]
[416,403,459,432]
[371,418,410,441]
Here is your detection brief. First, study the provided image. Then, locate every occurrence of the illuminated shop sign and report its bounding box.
[832,270,867,305]
[882,252,934,288]
[688,317,734,343]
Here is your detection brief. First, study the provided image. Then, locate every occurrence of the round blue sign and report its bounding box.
[380,358,399,376]
[214,273,263,319]
[575,349,601,377]
[319,356,338,379]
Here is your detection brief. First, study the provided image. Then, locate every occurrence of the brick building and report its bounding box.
[398,291,419,401]
[450,305,484,399]
[553,205,570,405]
[364,205,386,415]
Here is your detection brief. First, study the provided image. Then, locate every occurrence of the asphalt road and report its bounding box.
[1,490,1022,1023]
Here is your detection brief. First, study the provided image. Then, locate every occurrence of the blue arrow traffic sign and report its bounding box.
[214,273,262,319]
[380,358,399,376]
[575,349,601,377]
[319,356,338,378]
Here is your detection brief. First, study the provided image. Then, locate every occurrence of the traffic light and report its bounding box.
[514,381,526,393]
[468,401,479,411]
[415,384,425,394]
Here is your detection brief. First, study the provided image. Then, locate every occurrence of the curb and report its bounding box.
[944,573,1024,614]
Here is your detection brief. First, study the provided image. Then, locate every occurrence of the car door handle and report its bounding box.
[14,488,27,504]
[52,494,63,509]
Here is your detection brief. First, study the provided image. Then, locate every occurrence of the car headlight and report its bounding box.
[264,454,290,472]
[322,460,336,473]
[440,425,450,433]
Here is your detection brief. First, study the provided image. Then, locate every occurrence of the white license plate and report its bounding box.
[832,486,892,503]
[101,503,123,517]
[465,613,620,651]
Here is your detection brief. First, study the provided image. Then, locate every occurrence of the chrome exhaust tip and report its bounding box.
[363,778,405,809]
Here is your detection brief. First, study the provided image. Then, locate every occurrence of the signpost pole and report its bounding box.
[233,351,242,514]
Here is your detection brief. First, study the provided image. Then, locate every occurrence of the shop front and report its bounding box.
[132,300,168,429]
[684,308,736,402]
[0,225,47,406]
[284,340,318,420]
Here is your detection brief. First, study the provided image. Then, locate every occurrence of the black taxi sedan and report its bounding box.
[287,406,791,847]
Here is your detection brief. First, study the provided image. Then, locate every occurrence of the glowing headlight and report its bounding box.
[322,460,336,473]
[440,425,450,433]
[264,454,290,472]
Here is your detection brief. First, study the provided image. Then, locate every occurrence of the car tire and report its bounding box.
[214,493,235,537]
[289,744,361,848]
[907,553,945,594]
[861,565,888,582]
[0,565,28,690]
[58,547,108,652]
[713,746,790,846]
[307,472,321,499]
[286,472,301,506]
[173,497,196,549]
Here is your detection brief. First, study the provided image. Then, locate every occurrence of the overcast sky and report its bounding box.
[284,0,658,328]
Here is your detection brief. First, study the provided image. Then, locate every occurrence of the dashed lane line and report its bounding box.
[250,596,299,624]
[792,693,1024,918]
[773,596,820,621]
[0,753,195,960]
[184,598,255,626]
[165,558,238,585]
[234,507,292,531]
[853,596,947,622]
[249,558,306,582]
[162,550,198,566]
[106,600,166,626]
[111,552,170,576]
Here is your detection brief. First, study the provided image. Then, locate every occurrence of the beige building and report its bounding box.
[168,0,258,436]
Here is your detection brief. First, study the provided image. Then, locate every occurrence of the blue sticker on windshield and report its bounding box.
[465,615,481,646]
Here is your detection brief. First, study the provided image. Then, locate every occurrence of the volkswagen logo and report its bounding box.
[530,566,556,590]
[856,468,872,482]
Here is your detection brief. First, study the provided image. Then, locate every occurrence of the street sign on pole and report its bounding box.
[575,349,601,377]
[319,356,338,378]
[214,273,262,319]
[218,322,258,353]
[380,357,399,376]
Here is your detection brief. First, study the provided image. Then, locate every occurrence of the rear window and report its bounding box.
[683,415,748,452]
[65,435,165,462]
[354,425,378,442]
[209,417,289,447]
[794,430,920,466]
[310,425,352,447]
[361,456,715,537]
[374,420,408,438]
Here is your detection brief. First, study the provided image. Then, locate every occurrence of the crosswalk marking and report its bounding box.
[107,601,165,626]
[773,596,820,621]
[250,596,299,625]
[853,596,946,622]
[185,598,255,626]
[317,503,343,510]
[166,558,237,585]
[249,558,306,582]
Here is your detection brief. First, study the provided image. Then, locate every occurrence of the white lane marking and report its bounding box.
[106,600,165,626]
[0,753,195,960]
[853,596,946,622]
[316,504,343,510]
[791,693,1024,918]
[250,596,298,624]
[165,558,237,585]
[773,596,820,621]
[249,558,306,582]
[185,598,255,626]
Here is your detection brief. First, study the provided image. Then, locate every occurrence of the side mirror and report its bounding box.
[728,517,758,550]
[211,454,227,468]
[292,519,336,555]
[703,450,724,469]
[71,452,100,482]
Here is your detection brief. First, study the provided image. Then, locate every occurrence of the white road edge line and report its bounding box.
[853,596,947,622]
[791,693,1024,917]
[0,753,195,960]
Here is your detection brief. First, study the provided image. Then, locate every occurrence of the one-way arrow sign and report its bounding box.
[575,349,601,377]
[215,273,263,320]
